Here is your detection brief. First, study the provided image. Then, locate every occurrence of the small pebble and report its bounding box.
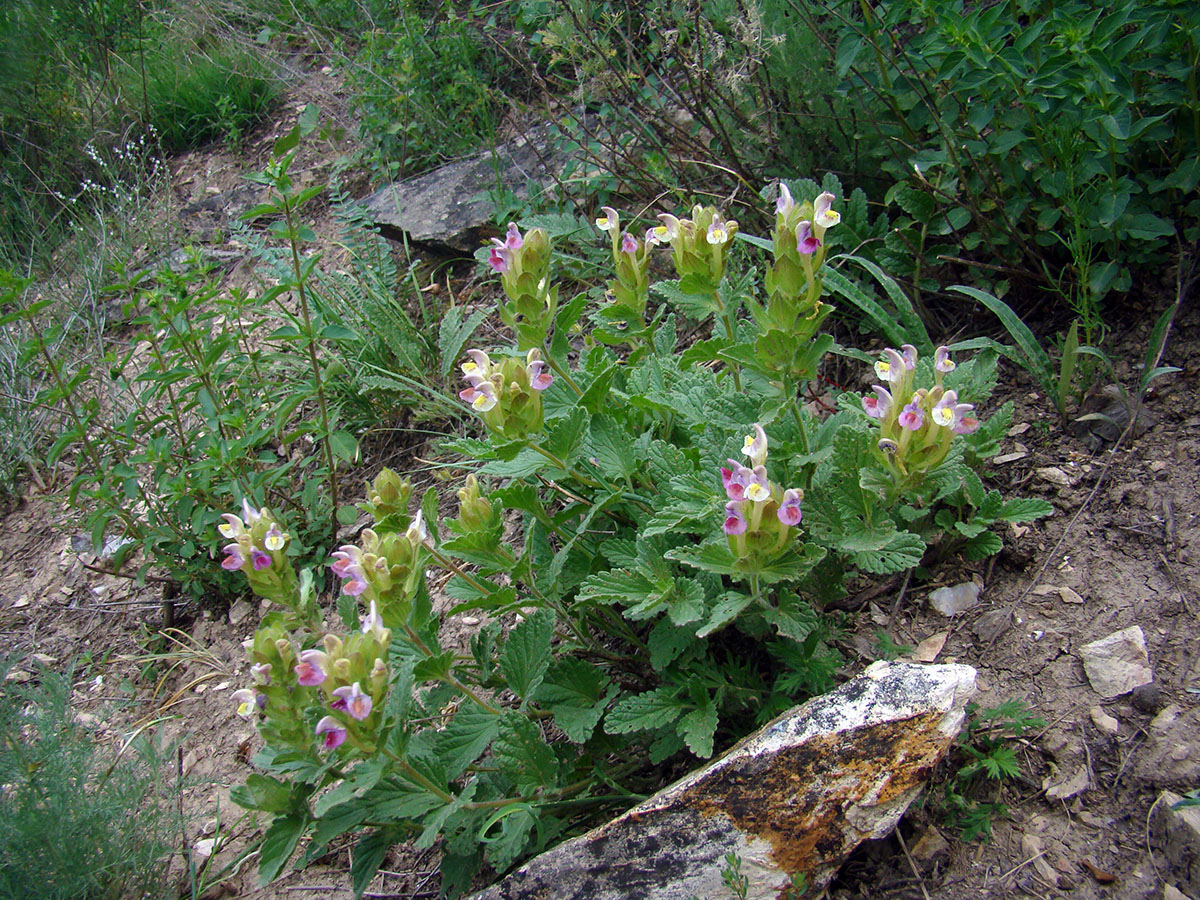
[1132,682,1164,713]
[1090,706,1119,735]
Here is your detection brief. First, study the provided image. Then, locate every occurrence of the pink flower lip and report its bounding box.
[295,649,327,687]
[777,489,803,527]
[315,715,346,751]
[332,682,373,721]
[251,548,271,571]
[221,544,245,571]
[795,220,821,255]
[723,501,748,536]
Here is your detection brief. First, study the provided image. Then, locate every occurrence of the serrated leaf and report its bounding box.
[498,609,554,703]
[438,307,489,379]
[495,713,558,794]
[589,415,637,480]
[481,804,536,873]
[963,531,1004,559]
[847,530,926,574]
[997,497,1054,522]
[646,439,693,485]
[578,567,656,606]
[666,541,825,584]
[651,280,721,319]
[542,407,589,467]
[313,759,387,817]
[648,618,696,667]
[678,699,718,758]
[667,578,706,626]
[437,706,501,778]
[364,774,446,821]
[351,829,395,899]
[258,814,307,884]
[696,591,755,638]
[232,774,295,813]
[605,687,685,734]
[536,658,610,743]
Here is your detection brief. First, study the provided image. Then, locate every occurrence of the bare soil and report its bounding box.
[3,61,1198,900]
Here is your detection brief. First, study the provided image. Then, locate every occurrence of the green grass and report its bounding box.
[0,657,185,900]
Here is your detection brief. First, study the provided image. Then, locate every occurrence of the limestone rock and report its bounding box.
[1079,626,1153,698]
[1151,791,1200,896]
[466,661,976,900]
[361,126,574,254]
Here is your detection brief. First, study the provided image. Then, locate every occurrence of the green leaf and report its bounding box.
[351,829,395,899]
[678,697,718,758]
[320,324,358,341]
[651,279,721,320]
[313,760,386,817]
[949,285,1055,393]
[480,804,537,873]
[963,531,1004,559]
[495,713,559,794]
[588,415,636,480]
[498,609,554,703]
[542,407,589,467]
[996,497,1054,523]
[536,658,610,743]
[329,430,359,464]
[438,307,489,379]
[1122,213,1175,240]
[696,592,755,638]
[231,774,295,813]
[437,706,501,778]
[606,688,685,734]
[258,814,307,884]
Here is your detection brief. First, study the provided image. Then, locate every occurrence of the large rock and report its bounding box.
[467,661,976,900]
[361,126,570,254]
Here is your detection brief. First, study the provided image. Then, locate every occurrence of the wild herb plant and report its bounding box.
[940,700,1045,842]
[220,182,1050,896]
[0,657,185,900]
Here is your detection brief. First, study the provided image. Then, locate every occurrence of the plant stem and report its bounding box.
[280,190,339,550]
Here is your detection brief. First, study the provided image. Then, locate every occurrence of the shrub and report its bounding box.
[0,657,184,900]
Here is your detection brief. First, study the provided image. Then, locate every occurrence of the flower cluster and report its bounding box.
[330,514,429,629]
[361,467,411,525]
[760,185,840,333]
[232,602,392,756]
[487,223,556,349]
[860,344,981,482]
[217,499,296,605]
[720,425,804,566]
[458,348,554,440]
[595,206,655,318]
[655,205,739,289]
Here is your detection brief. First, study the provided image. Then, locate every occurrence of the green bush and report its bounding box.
[825,0,1199,320]
[0,658,183,900]
[348,3,502,178]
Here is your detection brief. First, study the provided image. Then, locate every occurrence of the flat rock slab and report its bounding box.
[361,125,567,254]
[467,661,976,900]
[1079,626,1153,698]
[1152,790,1200,895]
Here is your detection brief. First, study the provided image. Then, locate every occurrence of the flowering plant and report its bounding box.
[223,179,1050,896]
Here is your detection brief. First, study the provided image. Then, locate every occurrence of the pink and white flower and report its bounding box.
[723,501,748,536]
[934,345,956,373]
[250,548,272,571]
[220,544,245,571]
[795,220,821,255]
[814,192,840,229]
[315,716,347,751]
[741,424,768,467]
[898,399,925,431]
[331,682,373,721]
[777,489,803,527]
[621,232,638,255]
[295,649,328,687]
[862,385,893,419]
[874,348,907,383]
[595,207,619,234]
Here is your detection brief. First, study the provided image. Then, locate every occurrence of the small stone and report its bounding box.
[928,582,981,616]
[182,750,200,774]
[1007,423,1032,436]
[461,616,480,626]
[4,670,30,683]
[227,599,254,626]
[11,596,29,608]
[908,826,950,865]
[1044,764,1090,800]
[193,837,215,860]
[201,818,219,835]
[31,653,56,666]
[1163,885,1189,900]
[993,451,1028,465]
[1090,706,1120,735]
[1151,460,1170,473]
[1037,466,1072,486]
[1079,626,1153,698]
[911,632,948,663]
[212,681,229,691]
[1133,683,1166,713]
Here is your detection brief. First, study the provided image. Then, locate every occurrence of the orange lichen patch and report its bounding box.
[689,711,952,882]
